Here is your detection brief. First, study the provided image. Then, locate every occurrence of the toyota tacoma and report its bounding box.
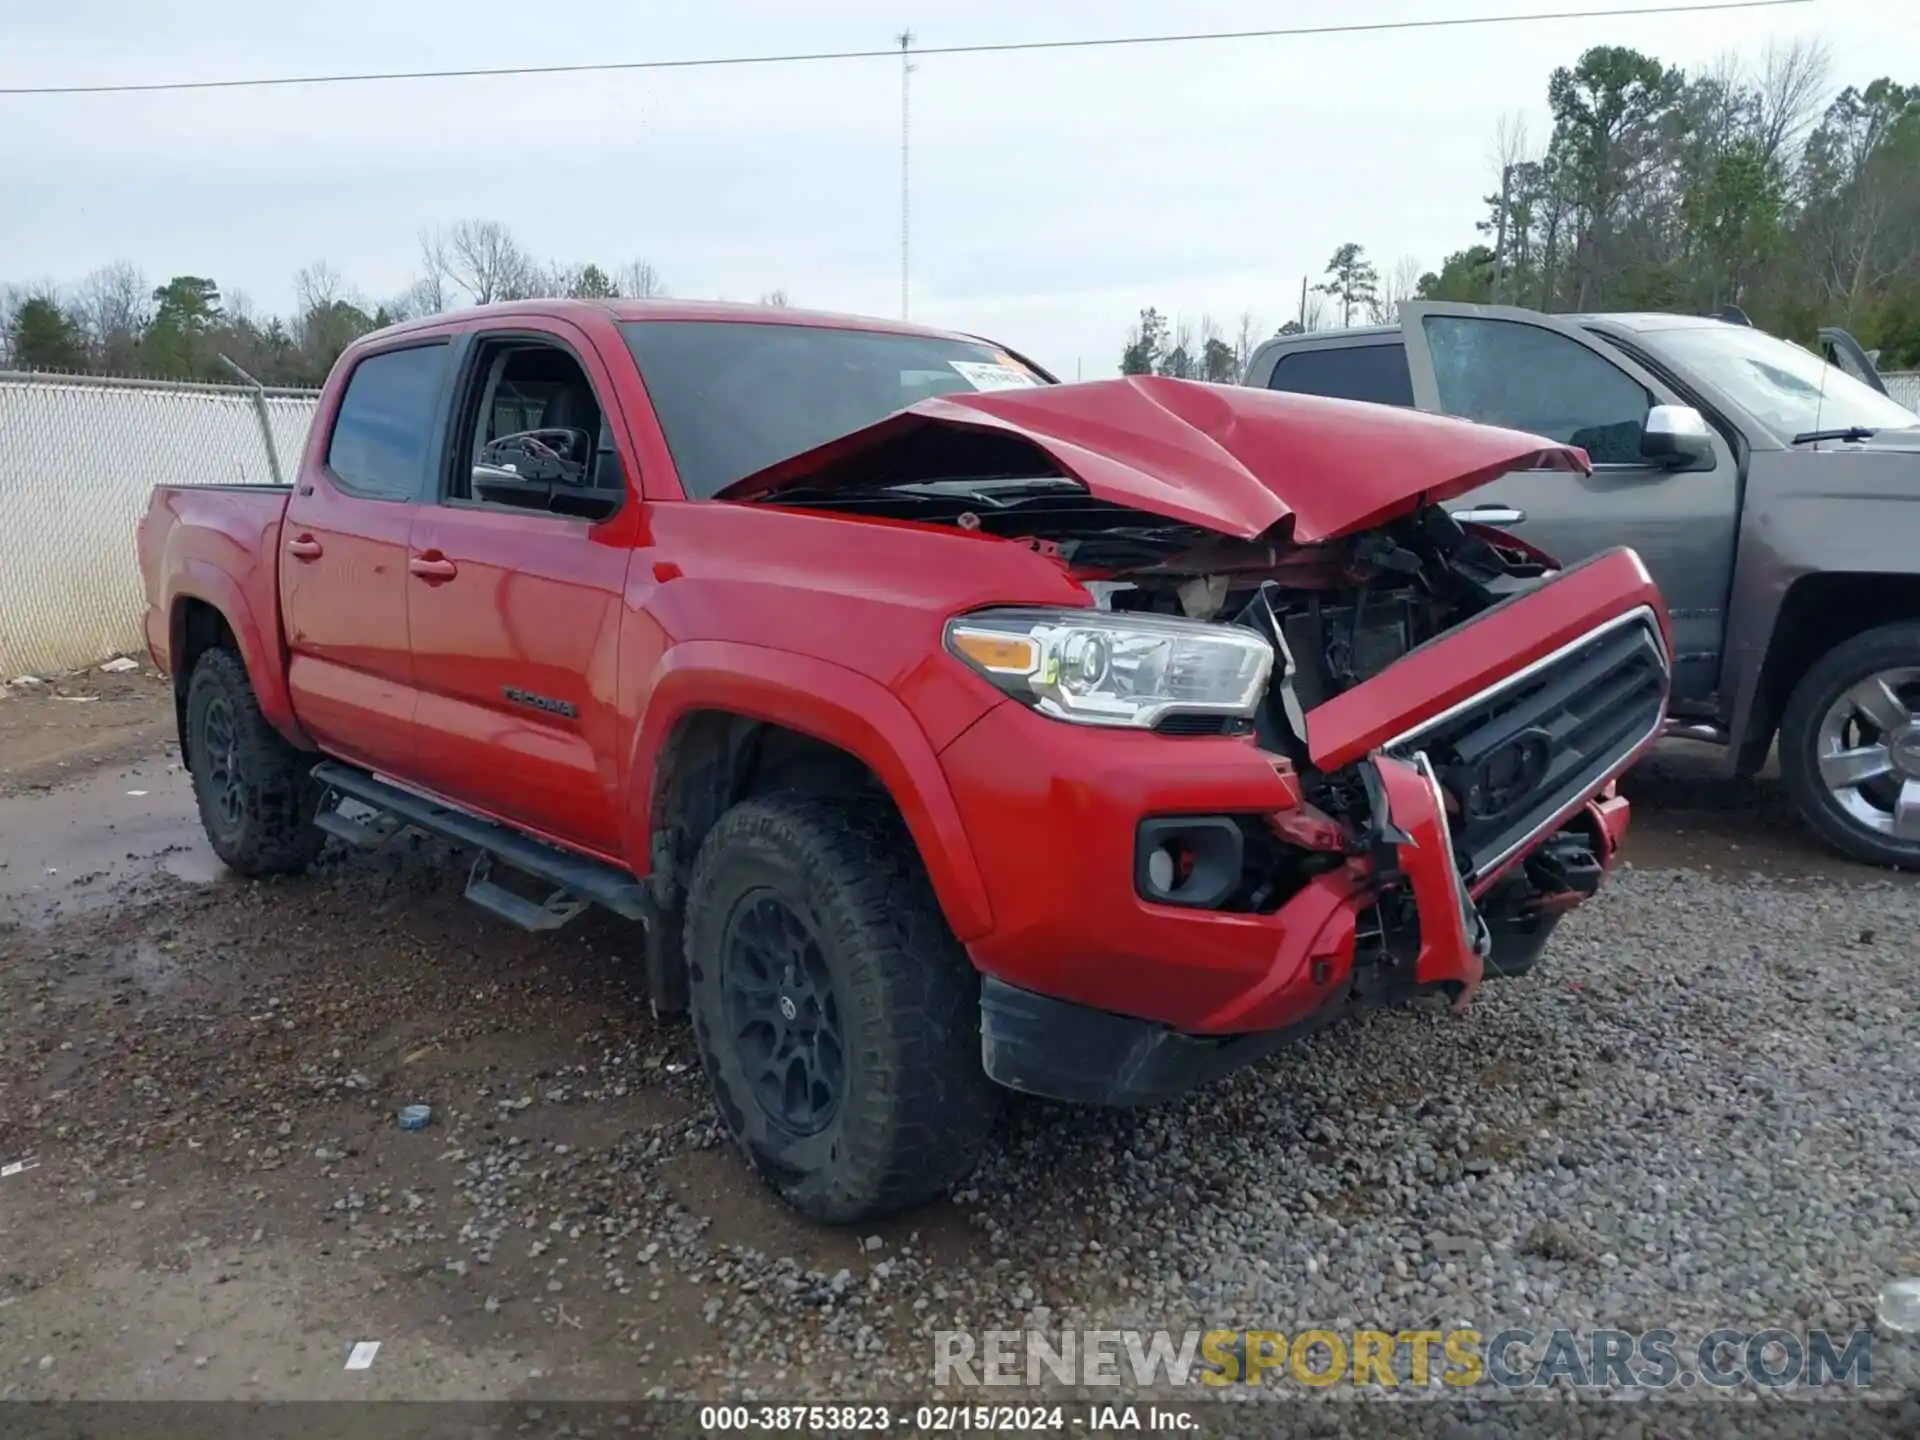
[136,300,1670,1221]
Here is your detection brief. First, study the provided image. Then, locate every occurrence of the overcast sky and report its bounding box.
[2,0,1915,376]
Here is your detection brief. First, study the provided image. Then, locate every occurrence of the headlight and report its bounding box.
[945,607,1274,729]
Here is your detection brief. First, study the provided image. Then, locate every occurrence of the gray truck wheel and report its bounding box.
[1778,621,1920,870]
[184,649,325,877]
[682,794,997,1223]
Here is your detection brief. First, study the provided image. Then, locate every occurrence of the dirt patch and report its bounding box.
[0,694,1912,1401]
[0,664,175,797]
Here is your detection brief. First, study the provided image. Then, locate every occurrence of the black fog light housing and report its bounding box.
[1134,816,1243,909]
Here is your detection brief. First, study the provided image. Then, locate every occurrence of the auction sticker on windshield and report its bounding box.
[950,360,1040,391]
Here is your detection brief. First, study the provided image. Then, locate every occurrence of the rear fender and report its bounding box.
[168,561,309,749]
[625,641,994,941]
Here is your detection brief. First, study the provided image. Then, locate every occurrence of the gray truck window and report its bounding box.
[1267,344,1414,407]
[326,344,448,500]
[1423,317,1651,464]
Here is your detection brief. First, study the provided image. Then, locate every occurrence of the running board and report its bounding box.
[311,762,650,928]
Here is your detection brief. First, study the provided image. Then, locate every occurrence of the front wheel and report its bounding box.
[1778,621,1920,869]
[184,648,325,877]
[682,794,998,1223]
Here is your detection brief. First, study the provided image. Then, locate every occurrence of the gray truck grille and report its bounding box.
[1388,608,1667,881]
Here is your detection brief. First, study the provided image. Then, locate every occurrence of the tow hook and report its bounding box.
[1527,832,1605,900]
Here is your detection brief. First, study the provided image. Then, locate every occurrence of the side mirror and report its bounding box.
[1640,405,1715,469]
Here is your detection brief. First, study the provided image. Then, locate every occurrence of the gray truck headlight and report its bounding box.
[945,607,1274,729]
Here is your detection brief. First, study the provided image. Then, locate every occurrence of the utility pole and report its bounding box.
[1491,162,1514,305]
[898,30,913,321]
[1297,275,1308,331]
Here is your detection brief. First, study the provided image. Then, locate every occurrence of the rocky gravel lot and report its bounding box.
[2,673,1919,1431]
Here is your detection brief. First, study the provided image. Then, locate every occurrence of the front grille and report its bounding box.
[1387,608,1666,880]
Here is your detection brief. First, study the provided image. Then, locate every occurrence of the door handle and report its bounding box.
[1453,506,1527,526]
[286,535,324,560]
[408,553,459,582]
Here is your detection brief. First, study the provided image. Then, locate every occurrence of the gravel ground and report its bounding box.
[2,678,1918,1431]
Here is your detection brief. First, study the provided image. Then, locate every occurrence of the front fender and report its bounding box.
[1721,458,1920,770]
[168,560,310,750]
[624,640,994,941]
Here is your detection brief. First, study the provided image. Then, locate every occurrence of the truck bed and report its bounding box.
[136,483,293,680]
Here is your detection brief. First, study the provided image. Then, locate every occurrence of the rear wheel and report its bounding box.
[1778,621,1920,870]
[683,795,997,1223]
[184,648,325,877]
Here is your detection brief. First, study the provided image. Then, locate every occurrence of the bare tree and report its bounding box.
[1488,110,1532,180]
[1233,310,1262,372]
[1195,314,1238,382]
[1756,35,1831,165]
[74,261,150,372]
[402,274,446,318]
[616,260,667,300]
[293,260,349,315]
[424,219,540,305]
[1369,255,1424,325]
[1158,315,1196,378]
[414,230,453,313]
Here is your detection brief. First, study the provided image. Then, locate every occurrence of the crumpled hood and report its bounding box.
[719,374,1590,543]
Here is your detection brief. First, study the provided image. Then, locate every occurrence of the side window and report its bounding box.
[450,339,624,520]
[325,344,448,500]
[1267,344,1415,407]
[1422,317,1652,464]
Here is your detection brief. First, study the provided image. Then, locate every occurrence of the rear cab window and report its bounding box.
[1267,344,1415,407]
[325,343,449,500]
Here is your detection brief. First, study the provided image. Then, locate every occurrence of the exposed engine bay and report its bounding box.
[761,461,1554,754]
[759,463,1646,989]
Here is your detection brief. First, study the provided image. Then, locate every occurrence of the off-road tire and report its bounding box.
[1778,620,1920,870]
[683,795,998,1223]
[184,648,325,877]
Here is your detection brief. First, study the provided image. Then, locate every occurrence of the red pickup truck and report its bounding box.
[137,300,1667,1222]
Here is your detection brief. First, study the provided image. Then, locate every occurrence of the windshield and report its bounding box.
[1647,324,1919,440]
[621,320,1045,498]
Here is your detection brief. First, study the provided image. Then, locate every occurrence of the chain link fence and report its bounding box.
[1886,370,1920,414]
[0,372,319,677]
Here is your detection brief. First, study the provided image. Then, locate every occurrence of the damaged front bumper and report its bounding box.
[943,549,1667,1107]
[974,759,1626,1107]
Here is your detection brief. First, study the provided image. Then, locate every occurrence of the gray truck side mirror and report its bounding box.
[1641,405,1715,469]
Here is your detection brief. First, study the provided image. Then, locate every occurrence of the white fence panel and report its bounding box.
[0,373,319,677]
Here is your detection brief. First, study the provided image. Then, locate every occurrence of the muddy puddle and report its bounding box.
[0,754,226,926]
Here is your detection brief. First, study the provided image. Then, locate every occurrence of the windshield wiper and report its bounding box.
[886,476,1082,506]
[1792,425,1877,445]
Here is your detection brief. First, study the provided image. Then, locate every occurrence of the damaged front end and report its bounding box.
[956,523,1663,1105]
[735,378,1670,1103]
[1069,511,1663,1048]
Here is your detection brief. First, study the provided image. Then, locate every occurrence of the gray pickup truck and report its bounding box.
[1245,303,1920,868]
